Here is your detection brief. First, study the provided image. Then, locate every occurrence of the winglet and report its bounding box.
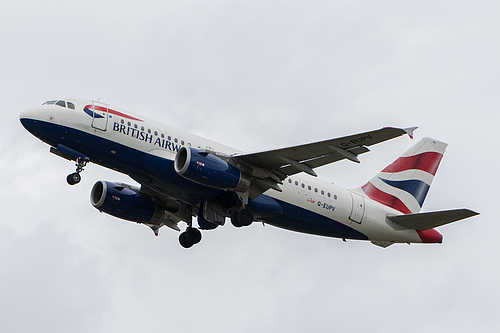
[403,127,418,139]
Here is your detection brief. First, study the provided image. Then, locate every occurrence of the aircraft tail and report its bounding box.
[357,137,447,214]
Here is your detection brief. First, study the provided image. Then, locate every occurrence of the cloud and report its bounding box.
[2,0,498,332]
[0,224,110,333]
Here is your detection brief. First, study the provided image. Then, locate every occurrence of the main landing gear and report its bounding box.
[179,227,202,248]
[230,209,254,228]
[66,157,87,185]
[177,208,254,248]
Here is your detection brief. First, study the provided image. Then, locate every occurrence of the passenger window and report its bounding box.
[321,190,324,195]
[67,102,75,109]
[308,186,311,190]
[154,131,158,136]
[334,195,338,200]
[181,140,185,145]
[295,181,298,186]
[288,179,292,183]
[161,133,165,139]
[168,136,171,140]
[148,129,151,134]
[174,138,178,143]
[134,124,138,129]
[315,188,318,193]
[127,122,131,127]
[327,193,331,198]
[141,126,144,131]
[56,100,66,107]
[301,183,305,188]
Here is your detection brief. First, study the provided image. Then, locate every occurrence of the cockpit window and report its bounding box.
[42,100,75,110]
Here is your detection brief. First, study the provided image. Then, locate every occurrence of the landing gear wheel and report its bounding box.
[66,172,81,185]
[231,209,254,228]
[230,212,242,228]
[66,157,88,186]
[185,227,202,244]
[179,232,194,248]
[179,228,202,248]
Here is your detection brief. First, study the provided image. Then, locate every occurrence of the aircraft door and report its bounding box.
[91,101,109,131]
[349,192,365,223]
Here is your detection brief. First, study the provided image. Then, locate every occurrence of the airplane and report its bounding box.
[19,98,478,248]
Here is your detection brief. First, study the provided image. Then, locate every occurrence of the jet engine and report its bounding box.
[174,147,250,192]
[91,181,163,224]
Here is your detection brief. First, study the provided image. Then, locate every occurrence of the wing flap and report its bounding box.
[235,127,413,175]
[230,127,415,198]
[387,209,479,230]
[277,146,370,175]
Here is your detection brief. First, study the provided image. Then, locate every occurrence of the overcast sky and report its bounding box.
[1,1,498,332]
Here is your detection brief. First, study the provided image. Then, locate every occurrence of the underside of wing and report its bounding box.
[232,127,416,197]
[132,179,190,229]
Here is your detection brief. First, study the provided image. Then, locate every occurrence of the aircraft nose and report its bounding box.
[20,107,41,133]
[20,107,40,121]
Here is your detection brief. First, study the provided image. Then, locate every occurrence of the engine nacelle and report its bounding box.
[174,147,250,192]
[91,181,162,224]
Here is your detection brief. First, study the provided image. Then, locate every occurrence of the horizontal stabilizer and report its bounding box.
[388,209,479,230]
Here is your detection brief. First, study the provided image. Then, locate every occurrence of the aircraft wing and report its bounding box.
[232,127,417,197]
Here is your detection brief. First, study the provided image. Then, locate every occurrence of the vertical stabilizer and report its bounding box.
[357,137,447,214]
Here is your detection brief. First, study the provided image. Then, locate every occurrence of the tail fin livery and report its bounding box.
[358,137,447,214]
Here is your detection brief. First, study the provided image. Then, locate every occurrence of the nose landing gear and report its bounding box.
[66,172,81,185]
[66,157,87,185]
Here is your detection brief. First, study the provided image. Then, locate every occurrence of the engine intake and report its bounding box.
[91,181,162,224]
[174,147,250,192]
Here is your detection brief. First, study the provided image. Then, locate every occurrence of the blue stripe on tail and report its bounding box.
[379,178,430,207]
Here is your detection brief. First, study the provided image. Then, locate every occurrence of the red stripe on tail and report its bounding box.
[382,152,443,176]
[361,182,412,214]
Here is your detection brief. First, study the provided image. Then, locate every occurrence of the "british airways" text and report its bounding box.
[112,122,181,153]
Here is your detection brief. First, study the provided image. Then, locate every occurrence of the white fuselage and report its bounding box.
[20,98,428,245]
